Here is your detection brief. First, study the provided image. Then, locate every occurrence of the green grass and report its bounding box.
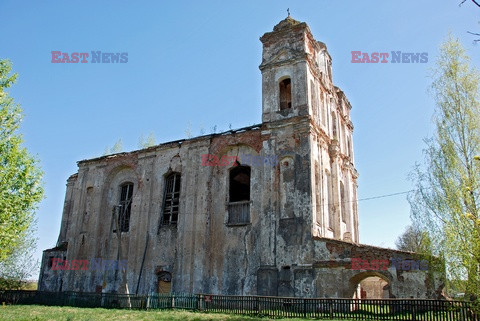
[0,305,349,321]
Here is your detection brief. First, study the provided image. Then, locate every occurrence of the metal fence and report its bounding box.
[1,290,478,321]
[199,295,479,320]
[227,200,250,224]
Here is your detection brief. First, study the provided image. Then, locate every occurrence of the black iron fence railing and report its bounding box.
[0,290,478,321]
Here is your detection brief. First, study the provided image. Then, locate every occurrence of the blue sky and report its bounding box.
[1,1,479,277]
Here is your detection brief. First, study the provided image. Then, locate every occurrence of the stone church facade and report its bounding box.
[39,17,444,298]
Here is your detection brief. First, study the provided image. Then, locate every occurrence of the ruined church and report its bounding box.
[39,17,444,298]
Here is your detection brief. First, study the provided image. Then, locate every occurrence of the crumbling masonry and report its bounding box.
[39,17,444,298]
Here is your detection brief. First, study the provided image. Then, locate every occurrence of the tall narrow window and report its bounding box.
[48,256,54,269]
[321,93,326,125]
[310,80,317,118]
[162,173,181,226]
[347,137,352,158]
[353,188,358,230]
[118,183,134,232]
[331,112,337,138]
[326,172,334,230]
[279,78,292,110]
[228,166,251,224]
[315,162,322,225]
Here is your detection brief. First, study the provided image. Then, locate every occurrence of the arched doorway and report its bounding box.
[156,271,172,294]
[357,276,389,299]
[349,271,391,299]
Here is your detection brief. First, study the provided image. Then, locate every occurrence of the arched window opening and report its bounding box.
[279,78,292,110]
[228,166,251,225]
[118,182,134,232]
[162,173,181,226]
[230,166,250,202]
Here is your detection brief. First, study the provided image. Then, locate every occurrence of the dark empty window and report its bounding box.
[229,166,250,202]
[162,173,181,225]
[228,166,251,224]
[118,183,134,232]
[48,256,54,268]
[279,78,292,110]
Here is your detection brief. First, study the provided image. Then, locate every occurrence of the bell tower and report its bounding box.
[259,16,334,123]
[260,16,359,243]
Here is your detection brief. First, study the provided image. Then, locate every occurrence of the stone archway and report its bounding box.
[349,271,392,299]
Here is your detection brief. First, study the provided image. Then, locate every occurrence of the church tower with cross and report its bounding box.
[259,15,359,242]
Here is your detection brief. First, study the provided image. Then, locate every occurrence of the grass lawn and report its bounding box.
[0,305,349,321]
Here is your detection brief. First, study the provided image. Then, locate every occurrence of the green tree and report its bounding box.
[408,37,480,299]
[0,59,44,264]
[138,132,156,149]
[184,121,193,139]
[0,227,38,290]
[103,139,123,155]
[395,225,432,254]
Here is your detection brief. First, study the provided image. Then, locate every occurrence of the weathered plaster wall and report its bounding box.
[312,238,445,299]
[39,123,314,295]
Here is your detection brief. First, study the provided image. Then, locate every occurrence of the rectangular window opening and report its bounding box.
[117,183,133,232]
[228,166,251,225]
[161,173,181,227]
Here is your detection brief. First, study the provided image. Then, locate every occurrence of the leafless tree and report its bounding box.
[460,0,480,43]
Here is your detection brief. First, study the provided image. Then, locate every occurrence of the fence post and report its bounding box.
[242,295,244,315]
[411,301,416,321]
[329,300,333,319]
[303,299,307,318]
[198,294,203,311]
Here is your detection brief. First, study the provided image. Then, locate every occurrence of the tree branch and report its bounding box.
[460,0,480,7]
